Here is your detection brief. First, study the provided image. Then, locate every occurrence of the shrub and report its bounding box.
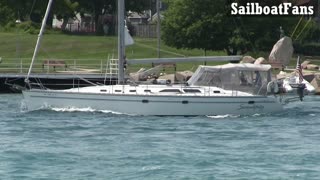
[16,21,40,34]
[3,21,15,31]
[294,42,320,56]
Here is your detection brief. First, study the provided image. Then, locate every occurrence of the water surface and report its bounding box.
[1,94,320,179]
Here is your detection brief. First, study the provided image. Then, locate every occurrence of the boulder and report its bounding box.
[306,64,319,70]
[276,71,290,79]
[159,74,175,84]
[175,71,193,82]
[310,74,320,95]
[301,60,310,69]
[254,57,266,65]
[129,68,146,81]
[268,36,294,66]
[303,72,315,82]
[241,56,255,64]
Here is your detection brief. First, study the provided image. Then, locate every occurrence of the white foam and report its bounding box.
[252,113,262,117]
[51,107,96,112]
[207,114,240,119]
[142,166,162,171]
[49,107,137,116]
[20,100,28,112]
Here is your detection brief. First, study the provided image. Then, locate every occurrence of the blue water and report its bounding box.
[1,94,320,179]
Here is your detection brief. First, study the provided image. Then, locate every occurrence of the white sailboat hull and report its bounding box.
[22,89,283,116]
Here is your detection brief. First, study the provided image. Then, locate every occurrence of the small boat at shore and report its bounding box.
[279,57,315,101]
[282,76,315,94]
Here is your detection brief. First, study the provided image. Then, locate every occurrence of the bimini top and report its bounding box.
[187,63,272,86]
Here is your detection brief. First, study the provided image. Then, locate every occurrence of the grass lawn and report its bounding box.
[0,32,227,59]
[2,32,310,74]
[0,32,229,73]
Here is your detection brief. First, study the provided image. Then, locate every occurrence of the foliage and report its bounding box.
[162,0,301,55]
[15,21,40,34]
[0,0,75,27]
[288,17,320,56]
[162,0,230,53]
[0,0,150,35]
[294,19,320,43]
[294,42,320,56]
[2,20,61,35]
[76,0,150,35]
[0,1,15,26]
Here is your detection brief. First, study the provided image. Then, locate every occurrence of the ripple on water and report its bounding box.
[0,94,320,179]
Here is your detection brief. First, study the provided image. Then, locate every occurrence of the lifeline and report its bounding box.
[231,3,314,15]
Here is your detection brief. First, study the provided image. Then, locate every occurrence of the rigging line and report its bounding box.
[290,16,303,38]
[135,42,185,57]
[295,17,312,41]
[65,66,99,86]
[29,0,37,18]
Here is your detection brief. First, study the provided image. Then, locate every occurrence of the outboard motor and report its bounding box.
[267,80,279,94]
[296,84,306,101]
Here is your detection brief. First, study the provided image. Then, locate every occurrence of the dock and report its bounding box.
[0,73,117,93]
[0,56,243,93]
[0,58,119,93]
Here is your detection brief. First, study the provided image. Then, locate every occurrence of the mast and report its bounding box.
[156,0,161,58]
[25,0,53,85]
[118,0,125,84]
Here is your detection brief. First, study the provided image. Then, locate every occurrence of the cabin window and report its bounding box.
[144,90,152,93]
[129,90,136,92]
[100,89,107,92]
[213,91,221,93]
[183,89,201,93]
[182,100,189,104]
[159,89,182,93]
[142,100,149,103]
[115,90,122,93]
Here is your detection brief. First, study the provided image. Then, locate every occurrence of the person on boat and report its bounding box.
[254,71,262,87]
[239,71,248,85]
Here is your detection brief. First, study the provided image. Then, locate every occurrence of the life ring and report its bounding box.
[267,81,279,94]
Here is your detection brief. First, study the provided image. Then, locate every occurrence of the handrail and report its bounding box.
[0,58,109,75]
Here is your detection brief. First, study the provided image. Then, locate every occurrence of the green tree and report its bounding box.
[0,0,15,26]
[0,0,150,34]
[162,0,230,54]
[0,0,77,28]
[162,0,300,55]
[76,0,150,35]
[54,0,79,30]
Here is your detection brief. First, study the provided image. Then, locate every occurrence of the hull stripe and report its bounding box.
[29,95,276,104]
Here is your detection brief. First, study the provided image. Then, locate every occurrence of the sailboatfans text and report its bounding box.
[231,3,314,15]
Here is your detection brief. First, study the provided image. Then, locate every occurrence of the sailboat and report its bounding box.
[22,0,305,116]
